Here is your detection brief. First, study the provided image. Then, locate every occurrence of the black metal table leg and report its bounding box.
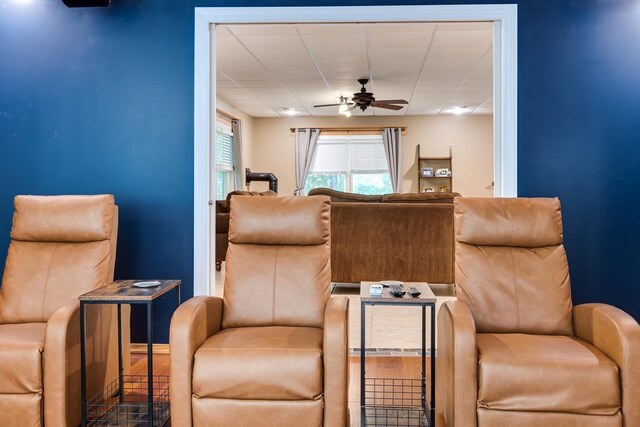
[421,305,426,412]
[117,304,124,403]
[430,303,436,426]
[80,301,87,427]
[147,301,154,426]
[360,301,366,427]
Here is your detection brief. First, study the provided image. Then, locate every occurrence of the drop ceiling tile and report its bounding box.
[407,107,442,115]
[421,59,477,78]
[298,24,365,35]
[302,32,367,51]
[366,23,436,33]
[367,31,434,49]
[432,29,493,48]
[225,24,298,36]
[216,26,232,37]
[284,79,329,89]
[217,87,250,95]
[219,67,273,81]
[246,87,291,96]
[436,22,493,31]
[428,46,489,61]
[310,49,368,63]
[239,34,306,52]
[252,49,310,63]
[235,80,283,88]
[374,108,407,116]
[217,80,240,88]
[316,60,369,80]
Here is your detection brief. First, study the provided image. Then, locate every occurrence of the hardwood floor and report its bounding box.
[131,352,428,427]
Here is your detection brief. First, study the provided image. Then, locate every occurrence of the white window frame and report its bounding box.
[306,134,391,194]
[194,5,518,296]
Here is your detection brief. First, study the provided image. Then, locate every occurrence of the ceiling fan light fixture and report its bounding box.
[338,104,349,114]
[343,110,352,118]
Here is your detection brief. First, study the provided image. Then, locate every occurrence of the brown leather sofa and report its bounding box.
[308,188,459,283]
[215,190,276,271]
[0,195,130,427]
[171,196,349,426]
[436,197,640,427]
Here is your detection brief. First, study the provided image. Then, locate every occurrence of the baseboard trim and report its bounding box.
[131,343,170,355]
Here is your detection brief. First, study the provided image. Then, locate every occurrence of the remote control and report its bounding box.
[389,284,406,297]
[409,286,421,297]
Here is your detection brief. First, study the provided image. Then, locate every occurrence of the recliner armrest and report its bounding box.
[170,296,223,427]
[574,303,640,426]
[436,301,478,427]
[44,300,128,427]
[323,296,349,427]
[44,300,81,427]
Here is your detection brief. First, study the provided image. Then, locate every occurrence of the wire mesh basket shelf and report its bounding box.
[86,374,170,426]
[363,378,429,426]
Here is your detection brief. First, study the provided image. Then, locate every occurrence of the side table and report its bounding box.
[79,280,181,426]
[360,282,436,427]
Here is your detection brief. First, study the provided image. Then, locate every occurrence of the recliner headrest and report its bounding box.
[229,196,330,245]
[455,197,563,247]
[11,194,116,242]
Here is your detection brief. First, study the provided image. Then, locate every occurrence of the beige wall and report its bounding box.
[239,113,493,197]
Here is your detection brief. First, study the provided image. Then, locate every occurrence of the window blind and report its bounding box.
[215,130,234,171]
[310,134,388,173]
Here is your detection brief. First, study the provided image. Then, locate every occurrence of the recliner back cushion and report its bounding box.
[223,196,331,328]
[0,195,116,323]
[454,197,574,335]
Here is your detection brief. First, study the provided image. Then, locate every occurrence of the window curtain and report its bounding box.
[382,127,403,193]
[294,128,320,195]
[231,119,243,190]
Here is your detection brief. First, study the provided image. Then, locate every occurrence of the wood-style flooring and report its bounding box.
[130,352,428,427]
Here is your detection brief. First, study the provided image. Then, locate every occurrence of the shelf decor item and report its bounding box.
[417,144,453,193]
[420,168,433,178]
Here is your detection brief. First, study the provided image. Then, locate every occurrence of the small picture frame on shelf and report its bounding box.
[424,187,434,193]
[439,186,447,192]
[435,168,451,177]
[420,168,433,178]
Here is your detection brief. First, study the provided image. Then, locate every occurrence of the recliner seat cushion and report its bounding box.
[0,323,46,394]
[193,326,323,400]
[477,333,620,415]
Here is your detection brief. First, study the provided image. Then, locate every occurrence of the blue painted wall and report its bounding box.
[1,0,639,342]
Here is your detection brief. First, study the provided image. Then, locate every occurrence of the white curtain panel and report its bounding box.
[382,127,403,193]
[294,128,320,195]
[232,119,244,190]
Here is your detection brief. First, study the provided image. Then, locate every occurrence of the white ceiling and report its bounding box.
[216,22,493,117]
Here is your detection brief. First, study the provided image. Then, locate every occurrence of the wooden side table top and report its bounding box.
[79,280,181,302]
[360,281,437,303]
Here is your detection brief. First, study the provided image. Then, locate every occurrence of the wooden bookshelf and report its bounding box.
[417,145,453,193]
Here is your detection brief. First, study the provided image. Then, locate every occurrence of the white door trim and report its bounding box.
[193,5,518,296]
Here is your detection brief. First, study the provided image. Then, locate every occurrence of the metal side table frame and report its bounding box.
[79,280,181,427]
[360,282,436,427]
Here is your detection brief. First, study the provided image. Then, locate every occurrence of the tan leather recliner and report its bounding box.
[436,197,640,427]
[170,195,349,427]
[0,195,130,427]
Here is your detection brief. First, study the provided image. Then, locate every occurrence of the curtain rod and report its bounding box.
[289,126,407,136]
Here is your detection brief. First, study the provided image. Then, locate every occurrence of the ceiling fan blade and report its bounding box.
[372,102,404,111]
[313,102,356,108]
[374,99,409,105]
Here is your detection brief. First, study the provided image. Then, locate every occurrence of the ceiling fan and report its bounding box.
[314,79,409,115]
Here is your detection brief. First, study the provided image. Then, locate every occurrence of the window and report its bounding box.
[215,127,234,200]
[304,134,392,195]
